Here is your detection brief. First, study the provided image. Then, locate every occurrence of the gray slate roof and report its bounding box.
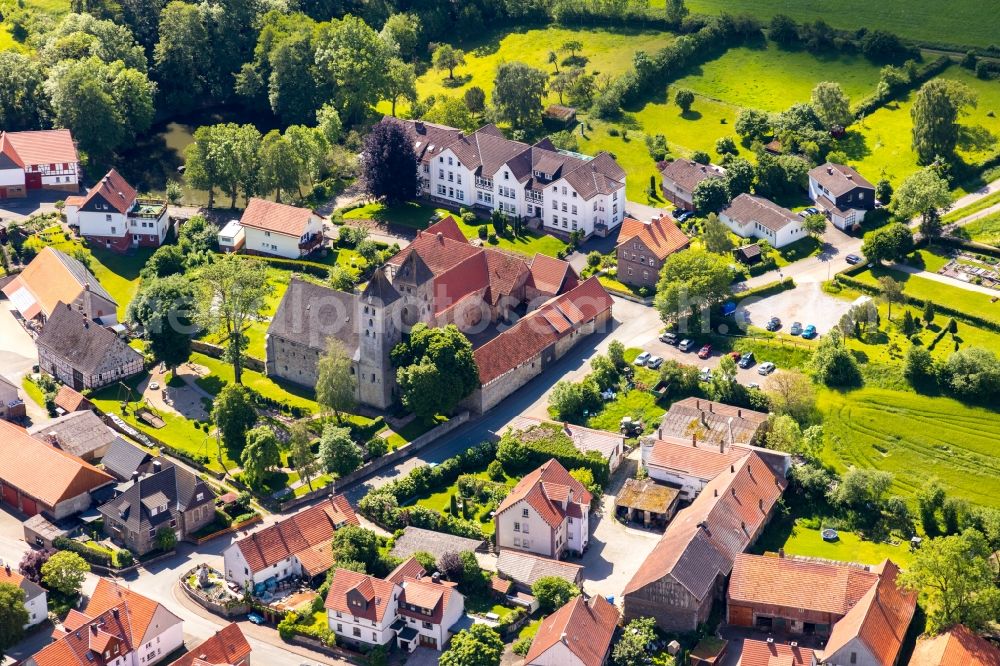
[496,550,583,588]
[98,458,215,533]
[389,526,485,560]
[267,278,359,355]
[35,303,141,375]
[721,194,801,233]
[101,437,153,481]
[27,410,116,459]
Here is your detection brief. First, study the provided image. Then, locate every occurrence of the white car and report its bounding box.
[633,351,651,366]
[646,355,664,369]
[699,367,713,382]
[758,362,776,375]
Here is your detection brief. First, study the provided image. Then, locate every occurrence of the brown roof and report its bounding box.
[490,576,513,595]
[647,436,752,481]
[398,576,461,625]
[386,557,427,585]
[36,303,142,376]
[0,420,113,507]
[616,215,690,261]
[425,215,468,243]
[624,453,786,601]
[496,459,592,529]
[660,159,724,193]
[169,623,251,666]
[85,578,180,648]
[234,495,359,575]
[729,553,879,616]
[740,639,816,666]
[525,595,618,666]
[658,397,769,448]
[390,117,465,165]
[822,560,917,666]
[910,625,1000,666]
[75,169,137,215]
[615,478,680,514]
[721,194,801,233]
[239,197,315,237]
[28,410,117,459]
[808,162,874,196]
[496,550,583,589]
[324,569,398,623]
[2,247,116,320]
[53,385,92,413]
[1,129,78,166]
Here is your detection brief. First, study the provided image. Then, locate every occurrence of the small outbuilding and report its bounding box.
[218,219,245,253]
[544,105,577,125]
[615,478,681,529]
[734,243,762,265]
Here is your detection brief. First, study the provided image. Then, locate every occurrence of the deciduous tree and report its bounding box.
[891,168,951,238]
[861,222,914,264]
[41,551,89,596]
[911,78,977,163]
[439,624,503,666]
[319,424,363,478]
[655,248,732,325]
[612,617,657,666]
[492,62,547,130]
[702,213,734,254]
[127,275,195,372]
[464,86,486,115]
[154,1,212,113]
[674,87,695,113]
[362,118,418,204]
[803,213,827,237]
[289,422,319,491]
[393,324,479,422]
[379,13,422,61]
[432,44,466,80]
[383,58,417,116]
[877,276,905,320]
[212,384,257,458]
[0,51,48,131]
[241,425,281,490]
[315,15,395,123]
[810,81,852,129]
[0,583,28,652]
[316,338,357,421]
[531,577,579,613]
[811,330,863,387]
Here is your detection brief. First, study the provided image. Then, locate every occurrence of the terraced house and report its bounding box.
[392,118,626,239]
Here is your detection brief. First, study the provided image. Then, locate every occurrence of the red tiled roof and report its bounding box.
[386,557,427,585]
[1,246,116,320]
[616,216,690,260]
[647,436,752,481]
[0,420,113,507]
[740,639,816,666]
[1,129,78,166]
[528,253,574,295]
[426,215,468,243]
[84,578,177,647]
[910,625,1000,666]
[234,495,359,574]
[239,197,315,237]
[169,623,251,666]
[525,595,619,666]
[75,169,137,215]
[729,553,879,616]
[495,459,591,529]
[398,576,461,626]
[324,569,398,623]
[0,132,24,168]
[53,385,92,413]
[388,227,479,274]
[822,560,917,666]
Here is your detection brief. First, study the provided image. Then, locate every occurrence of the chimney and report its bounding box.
[91,624,98,635]
[713,488,718,497]
[691,434,696,447]
[737,409,742,418]
[759,498,764,512]
[708,402,713,413]
[436,232,443,242]
[719,439,724,454]
[741,520,746,532]
[564,422,571,435]
[3,564,9,575]
[730,464,735,473]
[66,302,72,310]
[560,632,567,643]
[778,548,785,558]
[84,282,91,292]
[414,121,425,133]
[731,487,736,497]
[695,399,700,409]
[827,166,834,175]
[432,572,440,583]
[152,460,162,472]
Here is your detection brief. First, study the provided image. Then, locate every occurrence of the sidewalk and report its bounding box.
[890,262,1000,297]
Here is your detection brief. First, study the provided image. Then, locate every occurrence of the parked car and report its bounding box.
[803,324,817,339]
[845,254,861,265]
[647,355,664,369]
[738,351,755,368]
[679,339,695,352]
[729,351,742,361]
[804,206,819,215]
[675,210,694,223]
[765,317,781,332]
[790,322,802,336]
[248,612,266,625]
[659,331,679,345]
[699,367,713,382]
[698,344,712,359]
[746,382,761,390]
[634,351,651,366]
[758,362,776,375]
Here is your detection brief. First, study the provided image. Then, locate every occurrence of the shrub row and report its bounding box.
[937,236,1000,260]
[835,274,1000,332]
[733,277,796,302]
[241,254,331,279]
[497,423,609,487]
[853,55,952,118]
[53,536,134,569]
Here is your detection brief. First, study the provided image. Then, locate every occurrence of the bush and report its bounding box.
[513,637,533,656]
[477,225,488,240]
[277,612,298,641]
[499,422,609,487]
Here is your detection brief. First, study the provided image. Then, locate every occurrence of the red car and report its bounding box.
[729,351,742,362]
[698,344,712,359]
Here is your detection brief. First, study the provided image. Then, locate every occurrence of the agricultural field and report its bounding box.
[680,0,991,49]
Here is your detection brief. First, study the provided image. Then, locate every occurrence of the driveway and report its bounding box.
[741,225,862,289]
[0,191,66,225]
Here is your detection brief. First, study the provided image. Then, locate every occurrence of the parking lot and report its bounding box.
[635,336,776,387]
[738,281,855,336]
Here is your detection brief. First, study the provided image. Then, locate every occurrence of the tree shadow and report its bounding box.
[442,74,473,88]
[957,124,997,153]
[680,109,703,121]
[838,130,872,160]
[562,55,589,68]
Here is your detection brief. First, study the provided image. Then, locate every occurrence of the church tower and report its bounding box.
[357,268,400,409]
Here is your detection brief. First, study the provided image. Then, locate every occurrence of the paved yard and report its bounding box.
[739,281,855,335]
[0,191,64,224]
[579,450,662,601]
[0,304,37,380]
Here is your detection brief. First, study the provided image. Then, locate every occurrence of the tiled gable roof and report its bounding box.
[425,215,468,243]
[36,303,142,375]
[0,420,113,507]
[660,159,724,193]
[740,639,816,666]
[324,568,398,623]
[399,576,461,625]
[168,623,251,666]
[77,169,137,215]
[387,227,480,275]
[2,247,116,319]
[0,132,25,168]
[53,385,92,413]
[729,553,879,616]
[527,253,575,295]
[910,625,1000,666]
[234,495,359,575]
[28,410,117,459]
[646,436,751,481]
[722,194,800,233]
[2,129,78,166]
[525,595,619,666]
[808,162,874,196]
[85,578,181,648]
[822,560,916,666]
[495,459,592,529]
[496,550,583,588]
[616,215,690,260]
[386,557,427,585]
[239,197,315,237]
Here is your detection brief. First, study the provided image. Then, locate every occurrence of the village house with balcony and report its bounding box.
[233,197,324,259]
[65,169,170,252]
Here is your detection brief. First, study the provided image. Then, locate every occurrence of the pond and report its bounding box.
[118,107,280,208]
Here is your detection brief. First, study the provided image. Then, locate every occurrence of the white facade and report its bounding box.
[30,162,79,188]
[808,177,869,230]
[23,588,47,628]
[328,596,399,648]
[821,638,880,666]
[0,167,24,188]
[223,543,306,588]
[565,512,589,554]
[718,211,805,249]
[218,220,245,252]
[69,207,128,239]
[243,216,323,259]
[397,586,465,652]
[135,611,185,666]
[528,641,589,666]
[639,440,715,500]
[495,497,588,558]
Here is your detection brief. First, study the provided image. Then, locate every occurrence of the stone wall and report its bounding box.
[191,340,265,372]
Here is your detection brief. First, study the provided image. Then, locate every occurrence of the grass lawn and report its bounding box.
[682,0,993,49]
[21,377,46,410]
[383,26,674,114]
[342,201,439,229]
[578,119,673,203]
[957,209,1000,247]
[909,247,952,273]
[190,352,321,414]
[518,619,542,641]
[404,470,518,537]
[585,348,665,433]
[753,512,914,568]
[775,236,823,265]
[729,336,817,371]
[818,386,1000,508]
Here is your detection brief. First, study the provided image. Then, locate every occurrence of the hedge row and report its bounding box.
[241,254,331,279]
[936,236,1000,259]
[497,422,609,487]
[53,536,134,569]
[733,277,796,303]
[853,55,952,118]
[834,273,1000,332]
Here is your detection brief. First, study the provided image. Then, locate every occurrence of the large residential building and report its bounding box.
[325,567,465,653]
[168,623,251,666]
[524,594,619,666]
[223,495,359,588]
[265,216,613,413]
[909,624,1000,666]
[719,194,807,249]
[808,162,876,231]
[659,159,725,211]
[21,578,184,666]
[98,458,217,555]
[2,246,118,324]
[393,118,627,239]
[65,169,170,252]
[0,563,47,628]
[236,197,324,258]
[622,452,786,632]
[0,419,113,519]
[36,303,144,391]
[615,215,690,289]
[0,129,80,198]
[495,459,592,559]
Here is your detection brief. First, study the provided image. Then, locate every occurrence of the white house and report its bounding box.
[395,574,465,652]
[325,569,400,649]
[524,595,619,666]
[238,197,324,258]
[217,219,245,253]
[64,169,170,252]
[808,162,876,231]
[494,459,592,559]
[0,564,47,628]
[223,495,359,589]
[0,129,80,198]
[394,119,627,239]
[640,436,753,500]
[719,193,806,248]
